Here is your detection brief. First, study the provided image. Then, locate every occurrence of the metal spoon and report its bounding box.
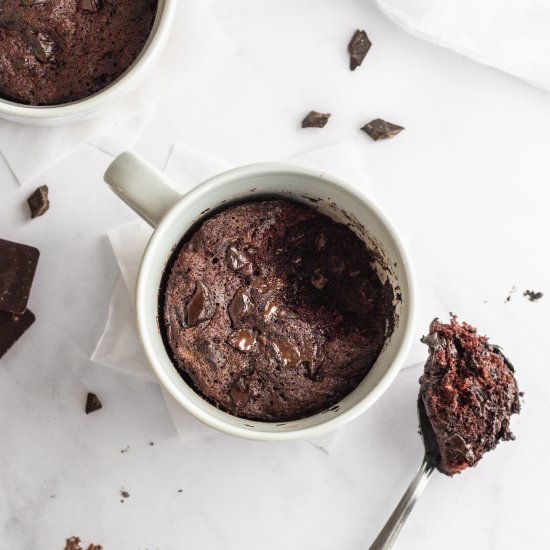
[368,398,438,550]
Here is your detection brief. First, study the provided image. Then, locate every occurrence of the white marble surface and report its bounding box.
[1,1,549,548]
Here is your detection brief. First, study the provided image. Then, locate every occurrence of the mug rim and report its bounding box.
[0,0,176,121]
[136,162,416,441]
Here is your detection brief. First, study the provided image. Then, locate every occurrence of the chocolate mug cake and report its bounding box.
[0,0,158,105]
[161,199,396,422]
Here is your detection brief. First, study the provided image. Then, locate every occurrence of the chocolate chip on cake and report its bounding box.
[162,200,396,422]
[348,29,372,71]
[361,119,404,141]
[302,111,331,128]
[27,185,50,219]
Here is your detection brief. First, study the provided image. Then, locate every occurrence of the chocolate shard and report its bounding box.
[228,288,252,327]
[226,245,253,275]
[523,290,543,302]
[23,30,55,63]
[27,185,49,218]
[85,392,102,414]
[229,375,261,408]
[361,118,404,141]
[186,281,214,326]
[0,238,40,315]
[78,0,101,12]
[301,111,331,129]
[0,309,35,359]
[348,29,371,71]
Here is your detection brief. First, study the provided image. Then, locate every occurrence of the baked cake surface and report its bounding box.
[163,199,395,422]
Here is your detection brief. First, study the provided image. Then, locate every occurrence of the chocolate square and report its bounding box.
[0,309,35,359]
[0,239,40,315]
[27,185,50,219]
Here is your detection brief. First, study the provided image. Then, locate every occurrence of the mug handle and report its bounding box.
[104,151,180,228]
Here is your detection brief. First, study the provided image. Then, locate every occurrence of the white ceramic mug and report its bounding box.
[104,152,415,441]
[0,0,176,125]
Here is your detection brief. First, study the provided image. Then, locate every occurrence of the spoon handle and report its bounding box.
[369,457,434,550]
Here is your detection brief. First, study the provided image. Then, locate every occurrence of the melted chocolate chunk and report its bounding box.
[227,329,256,352]
[0,309,35,359]
[271,339,302,367]
[361,119,404,141]
[348,29,371,71]
[301,111,331,128]
[226,245,253,275]
[228,288,252,327]
[0,238,40,315]
[187,281,214,326]
[27,185,49,218]
[85,392,102,414]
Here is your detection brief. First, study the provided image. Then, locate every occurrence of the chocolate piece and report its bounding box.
[186,281,214,326]
[523,290,543,302]
[163,200,396,422]
[23,30,55,63]
[301,111,331,129]
[0,0,157,105]
[227,329,256,352]
[85,392,102,414]
[120,490,130,498]
[271,339,302,367]
[361,119,404,141]
[63,537,103,550]
[0,309,35,359]
[0,238,40,314]
[228,288,252,327]
[419,316,521,476]
[78,0,101,13]
[225,245,253,275]
[27,185,50,218]
[348,29,371,71]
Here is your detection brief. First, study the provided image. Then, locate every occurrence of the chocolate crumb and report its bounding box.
[149,441,154,446]
[120,490,130,499]
[63,537,103,550]
[27,185,50,219]
[178,489,183,493]
[348,29,371,70]
[524,290,543,302]
[85,392,102,414]
[301,111,331,128]
[361,119,404,141]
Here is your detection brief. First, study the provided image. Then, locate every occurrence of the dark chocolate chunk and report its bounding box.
[0,238,40,315]
[78,0,101,12]
[301,111,331,129]
[27,185,49,218]
[271,339,302,367]
[186,281,214,326]
[226,245,253,275]
[227,329,256,352]
[348,29,371,71]
[23,30,55,63]
[361,119,404,141]
[85,392,102,414]
[0,309,35,359]
[523,290,543,302]
[228,288,252,327]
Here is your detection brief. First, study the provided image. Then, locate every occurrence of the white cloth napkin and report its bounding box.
[376,0,550,91]
[0,2,235,186]
[92,140,418,444]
